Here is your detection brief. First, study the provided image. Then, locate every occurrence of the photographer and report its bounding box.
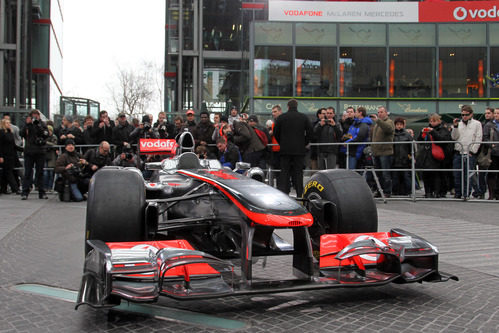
[129,114,159,144]
[112,143,142,168]
[153,111,175,139]
[20,109,49,200]
[313,106,342,170]
[55,139,89,202]
[83,141,113,176]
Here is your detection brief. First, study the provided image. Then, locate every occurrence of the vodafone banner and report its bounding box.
[268,1,499,23]
[269,1,418,22]
[419,1,499,23]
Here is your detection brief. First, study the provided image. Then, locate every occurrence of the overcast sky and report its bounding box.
[63,0,165,116]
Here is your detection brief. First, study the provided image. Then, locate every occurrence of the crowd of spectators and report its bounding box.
[1,102,499,201]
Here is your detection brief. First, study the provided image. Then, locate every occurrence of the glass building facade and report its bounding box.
[166,1,499,120]
[0,0,62,121]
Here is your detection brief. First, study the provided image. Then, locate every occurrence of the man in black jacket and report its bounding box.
[83,141,113,176]
[314,106,342,170]
[273,99,313,197]
[20,109,49,200]
[112,113,134,154]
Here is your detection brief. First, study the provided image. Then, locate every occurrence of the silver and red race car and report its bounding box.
[76,134,457,309]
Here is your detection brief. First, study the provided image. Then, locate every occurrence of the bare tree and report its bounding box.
[108,63,156,119]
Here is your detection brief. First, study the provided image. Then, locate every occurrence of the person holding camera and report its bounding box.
[313,106,343,170]
[112,143,142,168]
[83,141,112,176]
[54,139,89,202]
[20,109,49,200]
[130,114,159,144]
[153,111,175,139]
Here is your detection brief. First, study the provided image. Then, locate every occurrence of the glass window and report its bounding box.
[203,60,242,113]
[339,24,386,46]
[339,47,386,97]
[203,0,242,51]
[438,24,486,47]
[439,47,486,98]
[296,23,336,46]
[489,47,499,97]
[295,47,336,97]
[390,48,434,98]
[490,23,499,46]
[254,22,292,45]
[183,1,195,50]
[389,24,435,46]
[254,46,292,97]
[32,24,49,68]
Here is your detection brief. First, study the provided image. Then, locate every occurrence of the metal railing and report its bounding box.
[3,140,498,202]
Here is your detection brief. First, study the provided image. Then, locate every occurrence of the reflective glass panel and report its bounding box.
[339,47,386,97]
[390,48,434,98]
[489,47,499,97]
[389,24,435,46]
[295,47,336,97]
[254,46,292,97]
[339,24,386,46]
[438,24,486,47]
[439,47,486,98]
[254,22,292,45]
[203,0,242,51]
[296,23,336,46]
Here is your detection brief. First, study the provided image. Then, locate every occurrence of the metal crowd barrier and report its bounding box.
[4,140,498,202]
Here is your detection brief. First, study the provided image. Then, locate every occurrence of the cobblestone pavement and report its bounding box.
[0,194,498,332]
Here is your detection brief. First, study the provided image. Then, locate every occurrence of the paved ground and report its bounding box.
[0,193,498,332]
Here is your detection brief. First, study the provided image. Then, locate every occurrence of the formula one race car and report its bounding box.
[76,134,457,309]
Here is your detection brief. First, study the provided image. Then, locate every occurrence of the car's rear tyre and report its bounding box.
[85,167,146,255]
[304,169,378,249]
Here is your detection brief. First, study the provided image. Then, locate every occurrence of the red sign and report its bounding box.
[420,1,499,22]
[139,139,177,155]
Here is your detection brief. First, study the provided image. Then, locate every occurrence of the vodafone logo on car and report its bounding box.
[139,139,177,154]
[453,6,499,21]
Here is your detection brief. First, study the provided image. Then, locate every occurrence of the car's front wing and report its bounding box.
[76,229,457,309]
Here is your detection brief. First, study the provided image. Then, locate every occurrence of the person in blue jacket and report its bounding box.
[342,106,373,170]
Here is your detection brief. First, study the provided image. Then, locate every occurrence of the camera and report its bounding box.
[324,119,331,124]
[35,137,46,146]
[125,152,133,160]
[159,124,167,132]
[143,122,151,131]
[67,164,83,177]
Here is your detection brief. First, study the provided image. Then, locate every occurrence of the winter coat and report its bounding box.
[232,120,265,154]
[342,117,373,158]
[112,122,134,153]
[415,123,451,169]
[193,121,215,146]
[273,107,313,155]
[91,119,114,144]
[58,125,84,145]
[371,117,395,157]
[55,151,83,183]
[20,121,49,155]
[45,134,59,168]
[217,142,241,169]
[0,129,22,168]
[483,120,499,157]
[392,129,413,168]
[313,120,343,154]
[451,118,482,154]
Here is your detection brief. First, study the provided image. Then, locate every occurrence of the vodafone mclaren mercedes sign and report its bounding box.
[268,1,499,23]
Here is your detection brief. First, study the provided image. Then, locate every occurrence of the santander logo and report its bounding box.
[453,5,499,21]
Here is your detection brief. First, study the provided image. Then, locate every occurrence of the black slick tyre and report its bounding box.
[85,167,146,255]
[304,169,378,249]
